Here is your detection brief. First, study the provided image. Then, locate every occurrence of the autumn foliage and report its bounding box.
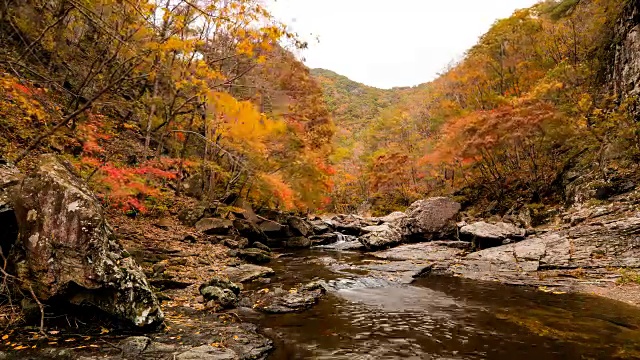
[0,0,334,213]
[321,0,638,215]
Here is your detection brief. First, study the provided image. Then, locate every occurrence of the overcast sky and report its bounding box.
[268,0,540,89]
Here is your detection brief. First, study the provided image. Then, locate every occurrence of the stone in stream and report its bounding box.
[258,218,288,237]
[235,248,272,264]
[309,219,332,234]
[310,232,339,245]
[252,281,326,313]
[220,264,275,283]
[284,236,312,248]
[9,154,163,327]
[378,211,407,224]
[358,223,403,250]
[372,241,470,261]
[252,241,271,252]
[459,221,526,248]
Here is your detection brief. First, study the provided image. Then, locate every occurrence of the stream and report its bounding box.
[242,247,640,360]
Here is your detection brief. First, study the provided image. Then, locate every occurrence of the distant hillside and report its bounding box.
[314,0,639,216]
[310,69,400,132]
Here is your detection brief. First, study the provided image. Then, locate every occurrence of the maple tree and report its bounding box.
[0,0,335,213]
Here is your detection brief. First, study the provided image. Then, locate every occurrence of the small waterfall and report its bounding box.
[336,233,357,243]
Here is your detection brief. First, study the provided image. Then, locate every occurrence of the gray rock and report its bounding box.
[309,219,332,234]
[222,237,249,249]
[358,224,402,250]
[220,264,275,283]
[252,242,271,252]
[287,216,313,237]
[196,218,233,235]
[200,286,237,308]
[178,205,206,226]
[11,155,163,327]
[119,336,151,357]
[258,219,288,237]
[378,211,407,224]
[200,276,241,295]
[399,197,461,240]
[309,233,338,245]
[236,248,272,264]
[459,221,526,248]
[233,219,268,244]
[372,241,469,261]
[253,282,326,313]
[285,236,311,248]
[437,216,640,284]
[176,345,237,360]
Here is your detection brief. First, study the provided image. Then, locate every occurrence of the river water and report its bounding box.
[244,248,640,360]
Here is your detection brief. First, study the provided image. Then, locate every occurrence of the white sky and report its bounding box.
[268,0,541,89]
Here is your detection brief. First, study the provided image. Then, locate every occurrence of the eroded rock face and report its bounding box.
[11,155,163,327]
[613,0,640,105]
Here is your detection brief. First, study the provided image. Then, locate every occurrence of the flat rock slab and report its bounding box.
[359,261,433,284]
[372,241,469,262]
[252,282,326,313]
[436,216,640,286]
[220,264,275,283]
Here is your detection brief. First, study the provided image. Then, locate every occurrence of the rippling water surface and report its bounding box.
[246,249,640,360]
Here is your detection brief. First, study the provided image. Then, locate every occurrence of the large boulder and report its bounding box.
[309,219,332,235]
[358,224,403,250]
[10,155,163,327]
[459,221,526,248]
[233,219,268,244]
[400,197,461,240]
[287,216,313,237]
[195,218,233,235]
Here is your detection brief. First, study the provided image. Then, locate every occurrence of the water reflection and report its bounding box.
[253,250,640,360]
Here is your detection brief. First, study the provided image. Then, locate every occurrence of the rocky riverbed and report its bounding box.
[2,154,640,359]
